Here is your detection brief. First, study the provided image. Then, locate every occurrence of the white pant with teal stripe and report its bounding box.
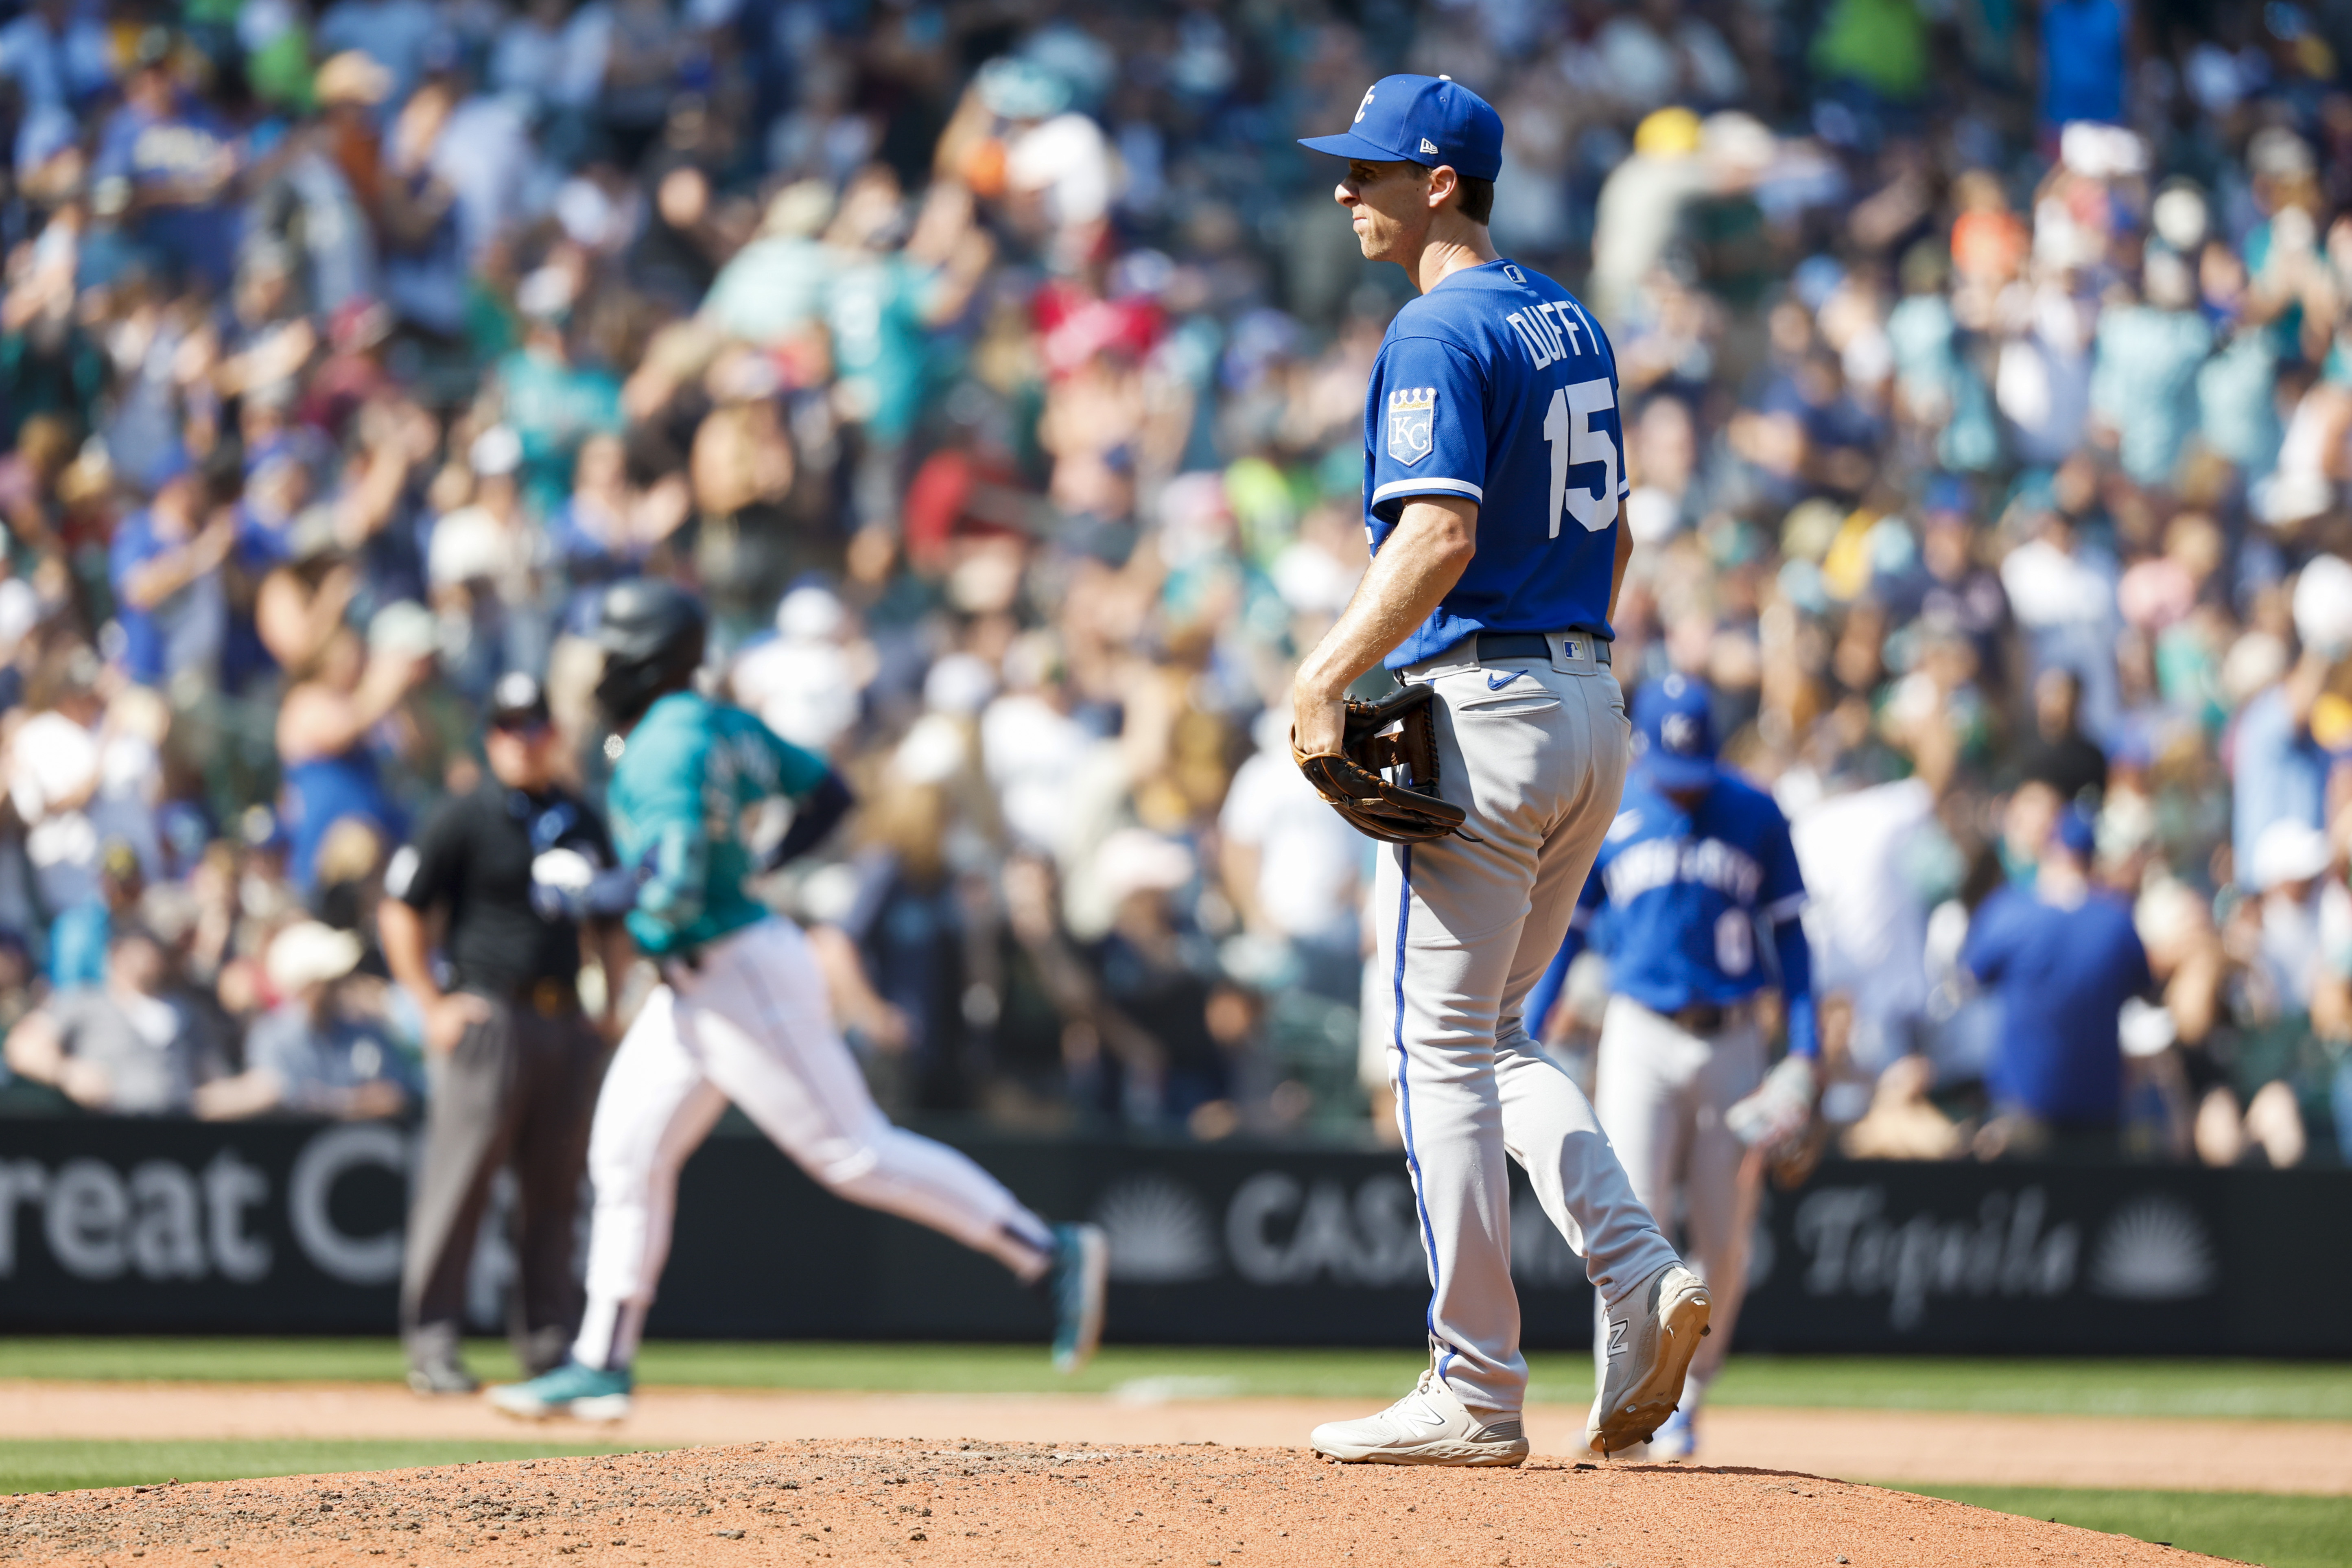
[569,917,1054,1371]
[1373,639,1682,1417]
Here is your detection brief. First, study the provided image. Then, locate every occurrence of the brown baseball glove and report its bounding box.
[1293,684,1468,844]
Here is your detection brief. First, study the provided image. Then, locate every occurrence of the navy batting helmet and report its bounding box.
[593,577,707,727]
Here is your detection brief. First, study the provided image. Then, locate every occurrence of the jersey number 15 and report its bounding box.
[1542,378,1618,538]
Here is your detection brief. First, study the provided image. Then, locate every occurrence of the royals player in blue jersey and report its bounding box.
[1524,674,1820,1460]
[1293,76,1709,1467]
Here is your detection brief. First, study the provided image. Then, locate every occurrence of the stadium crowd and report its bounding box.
[0,0,2344,1169]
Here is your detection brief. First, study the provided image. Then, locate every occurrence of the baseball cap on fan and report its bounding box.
[488,671,551,731]
[1297,75,1504,182]
[1631,674,1718,792]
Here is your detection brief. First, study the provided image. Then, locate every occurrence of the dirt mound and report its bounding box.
[9,1382,2349,1496]
[0,1439,2223,1567]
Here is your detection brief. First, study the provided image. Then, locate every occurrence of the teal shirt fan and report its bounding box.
[604,689,830,956]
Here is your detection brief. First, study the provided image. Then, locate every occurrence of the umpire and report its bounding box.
[382,672,630,1393]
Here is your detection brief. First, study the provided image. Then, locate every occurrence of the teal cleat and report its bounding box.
[1048,1222,1109,1374]
[486,1361,633,1423]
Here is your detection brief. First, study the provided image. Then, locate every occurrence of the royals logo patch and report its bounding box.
[1387,387,1436,466]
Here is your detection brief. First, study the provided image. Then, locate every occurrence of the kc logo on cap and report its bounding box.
[1297,74,1506,183]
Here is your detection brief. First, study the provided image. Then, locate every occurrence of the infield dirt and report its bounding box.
[0,1439,2227,1568]
[8,1382,2349,1496]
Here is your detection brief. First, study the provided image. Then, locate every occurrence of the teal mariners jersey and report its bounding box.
[605,689,829,956]
[1362,259,1628,669]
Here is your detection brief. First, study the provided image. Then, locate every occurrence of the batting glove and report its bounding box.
[1725,1054,1816,1150]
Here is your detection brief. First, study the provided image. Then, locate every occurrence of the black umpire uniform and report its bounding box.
[388,674,620,1389]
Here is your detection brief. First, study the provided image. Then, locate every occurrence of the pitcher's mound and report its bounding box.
[0,1439,2223,1566]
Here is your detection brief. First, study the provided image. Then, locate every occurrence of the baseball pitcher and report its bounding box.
[1524,674,1819,1460]
[1293,75,1709,1467]
[490,580,1106,1421]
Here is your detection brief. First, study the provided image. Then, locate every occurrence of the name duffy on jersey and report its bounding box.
[1501,295,1596,367]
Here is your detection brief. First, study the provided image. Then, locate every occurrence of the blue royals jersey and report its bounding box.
[1364,259,1631,670]
[1574,773,1808,1013]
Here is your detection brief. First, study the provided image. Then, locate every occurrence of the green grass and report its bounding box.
[1701,1356,2352,1423]
[1901,1485,2352,1568]
[0,1337,1428,1397]
[5,1340,2352,1422]
[0,1439,650,1497]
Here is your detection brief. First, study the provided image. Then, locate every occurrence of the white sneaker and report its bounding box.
[1310,1369,1529,1466]
[1587,1262,1712,1457]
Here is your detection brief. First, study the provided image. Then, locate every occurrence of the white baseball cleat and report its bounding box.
[1587,1262,1712,1457]
[1310,1369,1530,1466]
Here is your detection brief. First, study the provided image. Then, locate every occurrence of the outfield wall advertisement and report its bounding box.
[0,1116,2343,1354]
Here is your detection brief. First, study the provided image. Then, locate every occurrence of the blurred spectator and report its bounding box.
[275,616,430,890]
[1789,774,1944,1098]
[1217,706,1364,1000]
[196,920,414,1118]
[95,33,242,290]
[4,927,225,1113]
[1083,828,1227,1128]
[1959,809,2153,1156]
[2039,0,2125,131]
[7,646,110,921]
[109,459,230,693]
[47,837,140,988]
[2230,640,2337,876]
[2016,667,2108,805]
[0,0,2338,1172]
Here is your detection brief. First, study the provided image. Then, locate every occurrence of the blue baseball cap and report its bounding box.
[2053,805,2098,859]
[1631,673,1718,792]
[1297,74,1504,183]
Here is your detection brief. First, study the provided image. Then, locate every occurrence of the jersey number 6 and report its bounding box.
[1542,378,1619,538]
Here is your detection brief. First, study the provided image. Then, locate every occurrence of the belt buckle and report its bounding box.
[531,978,568,1017]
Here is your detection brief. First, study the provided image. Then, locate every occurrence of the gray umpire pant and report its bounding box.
[1588,996,1765,1409]
[400,989,605,1377]
[1375,633,1681,1418]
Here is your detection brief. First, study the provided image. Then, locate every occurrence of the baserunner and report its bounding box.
[490,579,1106,1421]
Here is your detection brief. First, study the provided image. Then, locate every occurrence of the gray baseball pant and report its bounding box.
[1376,633,1683,1418]
[401,993,605,1378]
[1588,995,1765,1409]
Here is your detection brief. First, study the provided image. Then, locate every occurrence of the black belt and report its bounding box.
[1662,998,1757,1033]
[1479,631,1611,664]
[470,977,583,1017]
